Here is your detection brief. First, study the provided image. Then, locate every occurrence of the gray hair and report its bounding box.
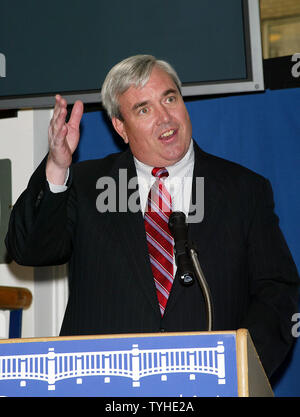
[101,55,182,120]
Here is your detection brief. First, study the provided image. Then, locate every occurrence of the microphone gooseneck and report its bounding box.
[168,211,195,286]
[168,211,214,331]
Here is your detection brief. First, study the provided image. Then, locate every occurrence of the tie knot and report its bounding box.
[152,167,169,179]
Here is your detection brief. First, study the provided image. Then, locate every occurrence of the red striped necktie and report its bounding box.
[144,167,174,316]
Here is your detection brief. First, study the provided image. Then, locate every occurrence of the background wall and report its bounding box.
[0,109,68,339]
[0,110,35,338]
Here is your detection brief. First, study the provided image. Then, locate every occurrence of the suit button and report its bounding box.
[35,190,44,208]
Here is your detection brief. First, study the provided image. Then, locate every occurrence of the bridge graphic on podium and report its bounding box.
[0,341,225,391]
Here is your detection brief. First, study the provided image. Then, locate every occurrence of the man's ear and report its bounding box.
[111,117,129,144]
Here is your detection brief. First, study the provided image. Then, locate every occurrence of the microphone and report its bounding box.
[168,211,214,331]
[168,211,195,286]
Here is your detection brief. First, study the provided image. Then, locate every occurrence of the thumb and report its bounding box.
[68,100,84,130]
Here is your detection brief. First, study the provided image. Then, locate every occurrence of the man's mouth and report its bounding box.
[159,129,177,140]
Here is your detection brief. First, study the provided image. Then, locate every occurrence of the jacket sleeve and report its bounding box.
[5,156,76,266]
[241,177,299,378]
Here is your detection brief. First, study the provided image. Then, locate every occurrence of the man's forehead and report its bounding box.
[131,88,178,111]
[120,68,179,105]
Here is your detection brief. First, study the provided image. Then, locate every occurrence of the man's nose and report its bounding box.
[156,104,171,124]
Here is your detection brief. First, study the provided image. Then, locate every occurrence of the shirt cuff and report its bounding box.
[47,168,69,193]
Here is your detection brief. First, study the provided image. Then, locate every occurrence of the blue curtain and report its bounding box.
[75,87,300,396]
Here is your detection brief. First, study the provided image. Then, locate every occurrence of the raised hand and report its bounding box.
[46,95,84,184]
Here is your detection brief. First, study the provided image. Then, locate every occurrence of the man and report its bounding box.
[5,55,299,378]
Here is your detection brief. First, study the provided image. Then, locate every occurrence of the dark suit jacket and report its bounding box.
[5,141,299,377]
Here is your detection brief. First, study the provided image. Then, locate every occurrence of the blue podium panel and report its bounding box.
[0,332,238,397]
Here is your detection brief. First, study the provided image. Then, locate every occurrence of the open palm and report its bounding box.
[47,95,84,184]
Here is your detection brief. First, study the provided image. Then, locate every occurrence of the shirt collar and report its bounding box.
[134,138,194,180]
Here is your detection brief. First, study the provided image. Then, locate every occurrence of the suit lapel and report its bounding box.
[188,143,226,257]
[108,150,161,318]
[164,141,225,317]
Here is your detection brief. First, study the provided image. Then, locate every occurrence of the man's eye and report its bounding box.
[166,96,176,103]
[139,107,149,115]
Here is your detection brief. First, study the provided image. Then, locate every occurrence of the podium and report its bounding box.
[0,329,273,397]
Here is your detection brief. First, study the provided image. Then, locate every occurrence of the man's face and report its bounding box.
[112,66,192,167]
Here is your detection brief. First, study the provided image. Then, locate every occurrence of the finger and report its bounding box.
[49,124,68,149]
[50,107,68,142]
[68,100,84,130]
[52,94,62,119]
[54,108,68,138]
[55,94,67,107]
[56,124,68,142]
[52,95,67,123]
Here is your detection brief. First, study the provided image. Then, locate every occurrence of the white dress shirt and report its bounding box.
[134,139,195,217]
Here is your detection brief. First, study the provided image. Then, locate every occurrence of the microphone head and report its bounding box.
[168,211,186,234]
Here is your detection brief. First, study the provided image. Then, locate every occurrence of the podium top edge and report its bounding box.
[0,330,242,344]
